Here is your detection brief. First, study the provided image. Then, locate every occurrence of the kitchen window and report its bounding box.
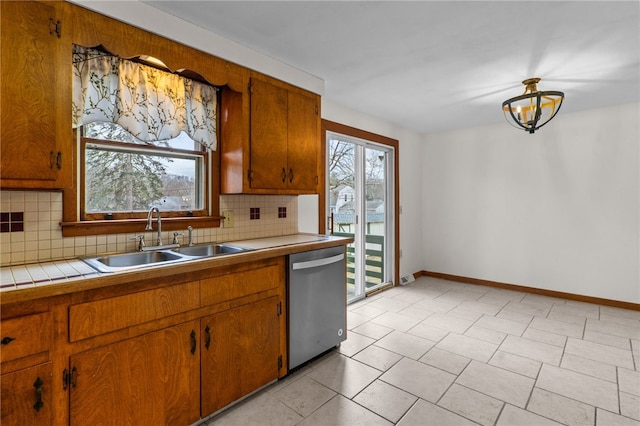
[80,122,208,221]
[62,45,222,236]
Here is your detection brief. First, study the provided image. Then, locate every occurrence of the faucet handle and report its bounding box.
[172,232,184,245]
[129,234,146,251]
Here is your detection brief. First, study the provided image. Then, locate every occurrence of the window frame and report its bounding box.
[80,135,210,221]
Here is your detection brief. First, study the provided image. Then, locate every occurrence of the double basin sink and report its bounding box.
[81,243,252,273]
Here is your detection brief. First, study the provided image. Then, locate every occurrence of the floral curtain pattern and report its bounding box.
[72,45,218,150]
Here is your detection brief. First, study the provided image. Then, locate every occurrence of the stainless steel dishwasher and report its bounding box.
[288,245,347,370]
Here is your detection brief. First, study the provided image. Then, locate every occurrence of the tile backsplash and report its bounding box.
[0,191,298,266]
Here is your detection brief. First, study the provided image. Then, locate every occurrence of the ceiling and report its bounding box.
[143,1,639,135]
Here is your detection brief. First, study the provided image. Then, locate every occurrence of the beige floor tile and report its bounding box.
[600,306,640,322]
[435,333,498,362]
[621,392,640,421]
[306,354,381,399]
[530,316,584,338]
[464,325,507,345]
[560,353,617,382]
[499,335,564,365]
[397,399,477,426]
[396,305,435,321]
[565,337,635,369]
[297,395,392,426]
[496,404,563,426]
[527,388,595,426]
[496,308,535,324]
[420,312,474,334]
[366,297,411,313]
[584,329,632,350]
[352,304,387,319]
[586,318,640,340]
[353,380,418,423]
[206,392,303,426]
[456,360,535,408]
[273,376,336,417]
[379,357,455,403]
[475,314,528,336]
[596,408,640,426]
[370,312,421,332]
[536,364,619,412]
[522,327,568,347]
[413,297,458,313]
[347,310,373,329]
[551,301,600,319]
[619,368,640,396]
[374,330,435,359]
[447,307,483,322]
[352,321,394,340]
[456,300,502,316]
[337,331,376,357]
[504,300,551,317]
[521,293,562,309]
[419,347,470,375]
[406,322,449,342]
[547,310,588,326]
[352,345,403,372]
[489,350,541,378]
[438,383,503,426]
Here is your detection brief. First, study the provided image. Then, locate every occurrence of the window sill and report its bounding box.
[61,216,222,237]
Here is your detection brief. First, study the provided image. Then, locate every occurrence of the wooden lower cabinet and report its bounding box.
[69,321,200,426]
[1,362,53,426]
[201,296,281,417]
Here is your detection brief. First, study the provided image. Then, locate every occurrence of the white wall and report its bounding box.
[322,100,425,282]
[423,103,640,304]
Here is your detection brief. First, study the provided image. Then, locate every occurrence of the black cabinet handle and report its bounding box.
[33,377,44,412]
[56,151,62,170]
[289,168,294,183]
[190,330,197,355]
[281,167,287,183]
[1,337,15,345]
[204,325,211,350]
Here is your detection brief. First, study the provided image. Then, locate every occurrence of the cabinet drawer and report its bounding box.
[201,260,283,307]
[69,281,200,342]
[0,312,52,364]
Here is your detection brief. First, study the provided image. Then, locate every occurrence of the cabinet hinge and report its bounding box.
[277,301,282,316]
[247,169,253,182]
[278,355,283,370]
[248,82,252,95]
[49,18,61,38]
[62,367,77,390]
[315,176,318,185]
[315,104,319,115]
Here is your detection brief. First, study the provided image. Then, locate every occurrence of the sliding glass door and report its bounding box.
[327,131,394,303]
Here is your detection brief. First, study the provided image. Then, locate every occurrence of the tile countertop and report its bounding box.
[0,234,352,305]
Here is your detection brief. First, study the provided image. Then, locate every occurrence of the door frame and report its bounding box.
[319,119,400,287]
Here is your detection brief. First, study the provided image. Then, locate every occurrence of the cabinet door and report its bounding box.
[0,1,60,186]
[287,91,319,192]
[249,78,288,190]
[1,362,53,426]
[201,297,281,416]
[69,321,200,426]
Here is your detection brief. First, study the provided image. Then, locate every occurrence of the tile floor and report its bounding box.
[202,276,640,426]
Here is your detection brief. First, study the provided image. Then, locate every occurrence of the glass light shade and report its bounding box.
[502,78,564,134]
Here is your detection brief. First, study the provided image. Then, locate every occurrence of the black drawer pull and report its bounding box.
[190,330,197,355]
[33,377,44,412]
[204,325,211,350]
[1,337,15,345]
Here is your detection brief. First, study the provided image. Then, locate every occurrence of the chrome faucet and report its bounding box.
[187,226,194,246]
[146,206,163,246]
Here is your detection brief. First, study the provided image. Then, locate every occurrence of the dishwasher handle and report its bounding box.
[291,253,344,271]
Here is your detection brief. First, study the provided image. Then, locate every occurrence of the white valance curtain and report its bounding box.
[72,45,218,150]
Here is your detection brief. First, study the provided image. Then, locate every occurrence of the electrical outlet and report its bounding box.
[223,210,234,228]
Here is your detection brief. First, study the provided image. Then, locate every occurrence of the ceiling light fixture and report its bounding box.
[502,78,564,134]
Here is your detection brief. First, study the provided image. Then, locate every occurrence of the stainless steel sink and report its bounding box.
[81,243,252,273]
[81,250,187,273]
[172,243,251,258]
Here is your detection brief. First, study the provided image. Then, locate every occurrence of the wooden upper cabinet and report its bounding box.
[224,76,320,194]
[0,1,72,189]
